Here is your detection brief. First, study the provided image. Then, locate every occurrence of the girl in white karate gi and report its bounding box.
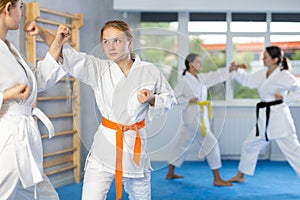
[40,20,177,200]
[0,1,69,199]
[166,53,233,186]
[228,46,300,183]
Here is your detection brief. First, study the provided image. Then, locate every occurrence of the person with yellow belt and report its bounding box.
[36,20,177,199]
[166,53,235,187]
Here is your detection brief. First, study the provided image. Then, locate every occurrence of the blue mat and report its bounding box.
[56,160,300,200]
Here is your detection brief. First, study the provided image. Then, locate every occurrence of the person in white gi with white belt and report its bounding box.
[228,46,300,183]
[0,0,69,199]
[166,53,234,186]
[37,20,177,200]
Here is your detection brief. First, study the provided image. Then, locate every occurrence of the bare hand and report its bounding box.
[189,97,198,104]
[3,84,30,102]
[229,61,247,72]
[49,25,71,60]
[137,89,155,106]
[238,64,247,69]
[54,25,71,45]
[274,93,283,100]
[23,21,41,36]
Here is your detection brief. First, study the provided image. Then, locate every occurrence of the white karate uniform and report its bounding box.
[168,68,229,170]
[0,40,66,199]
[232,67,300,176]
[61,45,177,199]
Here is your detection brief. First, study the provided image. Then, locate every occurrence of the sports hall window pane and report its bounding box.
[188,22,227,32]
[270,22,300,33]
[232,37,265,99]
[139,35,178,87]
[230,22,267,32]
[140,22,178,31]
[189,35,227,100]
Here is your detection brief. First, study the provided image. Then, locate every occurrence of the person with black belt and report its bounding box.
[228,46,300,183]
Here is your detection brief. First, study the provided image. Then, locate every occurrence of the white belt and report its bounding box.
[1,105,55,188]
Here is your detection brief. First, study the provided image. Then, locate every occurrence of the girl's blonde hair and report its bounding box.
[0,0,19,12]
[100,20,134,42]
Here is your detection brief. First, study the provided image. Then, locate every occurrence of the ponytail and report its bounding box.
[280,56,291,71]
[182,59,189,75]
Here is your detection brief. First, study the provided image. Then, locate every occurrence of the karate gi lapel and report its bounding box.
[110,57,142,123]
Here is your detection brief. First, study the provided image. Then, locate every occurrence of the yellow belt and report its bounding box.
[197,101,212,137]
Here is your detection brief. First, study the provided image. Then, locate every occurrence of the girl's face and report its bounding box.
[190,56,202,71]
[262,51,278,68]
[6,0,23,30]
[101,27,132,62]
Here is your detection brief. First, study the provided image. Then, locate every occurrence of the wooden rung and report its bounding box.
[47,113,73,119]
[36,18,73,28]
[41,129,76,139]
[45,164,77,176]
[37,96,69,101]
[40,7,81,20]
[44,154,73,169]
[44,147,77,158]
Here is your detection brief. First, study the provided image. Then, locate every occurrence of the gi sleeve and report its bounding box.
[173,77,189,110]
[281,73,300,105]
[231,68,264,89]
[34,52,67,92]
[200,67,229,88]
[148,68,177,121]
[61,44,101,88]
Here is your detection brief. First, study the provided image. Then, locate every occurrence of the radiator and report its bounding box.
[212,106,269,159]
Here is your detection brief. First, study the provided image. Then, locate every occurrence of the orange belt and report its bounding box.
[101,117,145,200]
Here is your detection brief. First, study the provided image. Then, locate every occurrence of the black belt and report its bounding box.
[256,99,283,141]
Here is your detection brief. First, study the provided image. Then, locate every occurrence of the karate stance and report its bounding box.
[0,0,69,199]
[38,20,177,199]
[228,46,300,183]
[166,53,234,186]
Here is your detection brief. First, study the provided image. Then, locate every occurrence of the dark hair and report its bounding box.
[265,46,291,71]
[183,53,199,75]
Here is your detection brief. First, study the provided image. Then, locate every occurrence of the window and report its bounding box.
[230,22,267,32]
[270,22,300,32]
[188,22,227,32]
[139,13,179,87]
[141,22,178,31]
[270,13,300,79]
[139,30,178,87]
[232,37,264,99]
[270,35,300,79]
[139,34,178,83]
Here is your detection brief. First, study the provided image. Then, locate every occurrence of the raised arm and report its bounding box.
[23,22,70,91]
[24,22,71,61]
